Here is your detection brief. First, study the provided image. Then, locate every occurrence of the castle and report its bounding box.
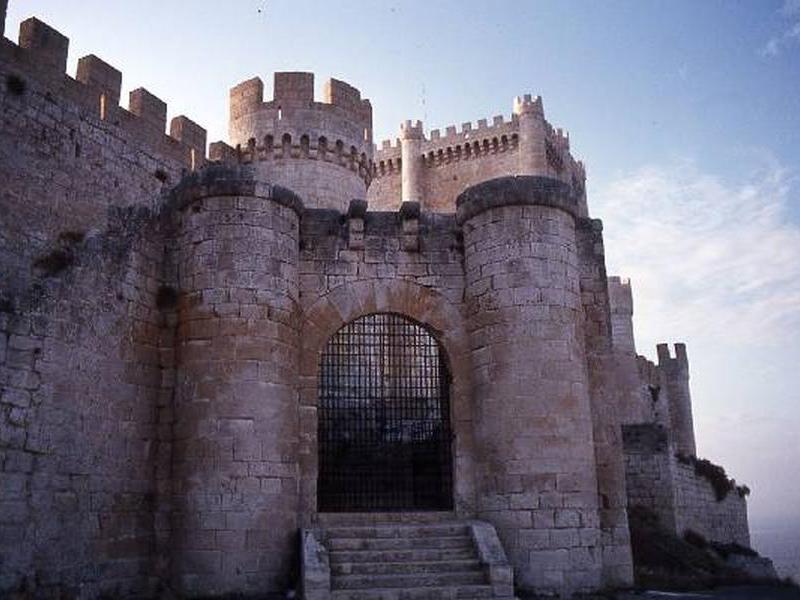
[0,6,752,599]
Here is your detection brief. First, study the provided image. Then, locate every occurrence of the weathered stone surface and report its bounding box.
[0,8,752,599]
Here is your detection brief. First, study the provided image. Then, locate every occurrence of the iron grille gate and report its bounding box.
[318,313,454,512]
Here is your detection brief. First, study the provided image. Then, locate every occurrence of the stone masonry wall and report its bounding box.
[623,424,750,547]
[0,14,202,597]
[0,207,168,597]
[458,178,603,595]
[673,462,750,547]
[169,170,302,596]
[622,424,678,533]
[0,19,203,301]
[576,220,634,586]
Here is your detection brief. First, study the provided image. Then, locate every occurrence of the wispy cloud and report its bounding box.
[762,0,800,57]
[594,158,800,354]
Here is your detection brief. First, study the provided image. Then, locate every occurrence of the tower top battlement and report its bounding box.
[513,93,544,116]
[370,93,586,214]
[229,71,372,150]
[225,72,374,211]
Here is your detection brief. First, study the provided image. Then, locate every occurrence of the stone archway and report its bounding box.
[317,312,454,512]
[298,280,476,522]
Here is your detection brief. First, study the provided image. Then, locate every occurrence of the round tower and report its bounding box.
[657,343,697,456]
[457,176,602,594]
[170,166,302,596]
[513,94,547,176]
[228,72,373,212]
[399,119,425,205]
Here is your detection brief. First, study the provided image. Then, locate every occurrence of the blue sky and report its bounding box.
[5,1,799,533]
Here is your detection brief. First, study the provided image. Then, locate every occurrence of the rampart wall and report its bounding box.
[0,14,204,597]
[622,424,750,547]
[368,101,587,215]
[0,17,205,299]
[0,205,171,597]
[672,460,750,547]
[0,5,752,596]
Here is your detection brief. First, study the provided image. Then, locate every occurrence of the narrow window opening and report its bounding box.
[99,93,108,121]
[282,133,292,157]
[190,148,197,171]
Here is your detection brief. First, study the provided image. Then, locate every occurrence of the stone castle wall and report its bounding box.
[0,16,205,597]
[0,6,753,598]
[673,462,750,547]
[0,18,204,299]
[368,97,587,215]
[623,424,750,547]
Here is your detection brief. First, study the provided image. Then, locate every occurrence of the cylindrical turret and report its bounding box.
[228,72,373,212]
[457,176,602,595]
[399,119,425,205]
[513,94,546,176]
[170,166,302,596]
[608,276,636,354]
[657,343,696,456]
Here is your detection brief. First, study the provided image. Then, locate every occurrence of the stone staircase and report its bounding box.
[301,520,514,599]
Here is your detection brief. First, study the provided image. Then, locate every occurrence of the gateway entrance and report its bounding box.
[317,313,453,512]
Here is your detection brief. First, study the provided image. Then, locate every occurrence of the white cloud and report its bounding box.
[594,159,800,355]
[762,0,800,56]
[594,159,800,524]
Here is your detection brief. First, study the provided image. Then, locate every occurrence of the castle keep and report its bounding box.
[0,7,752,599]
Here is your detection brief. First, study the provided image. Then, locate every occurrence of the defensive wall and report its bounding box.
[0,5,752,598]
[368,96,588,215]
[622,424,750,547]
[607,279,749,547]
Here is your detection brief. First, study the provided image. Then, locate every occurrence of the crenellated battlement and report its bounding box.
[1,17,207,170]
[228,71,372,153]
[373,103,583,181]
[227,71,374,210]
[370,95,587,213]
[375,111,520,157]
[657,342,689,370]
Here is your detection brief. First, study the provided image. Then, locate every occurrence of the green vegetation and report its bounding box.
[676,453,751,501]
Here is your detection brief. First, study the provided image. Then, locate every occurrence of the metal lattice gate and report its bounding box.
[318,313,454,512]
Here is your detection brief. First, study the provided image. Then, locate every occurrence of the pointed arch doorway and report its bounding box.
[317,312,454,512]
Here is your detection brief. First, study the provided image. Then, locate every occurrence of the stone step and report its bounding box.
[318,512,457,527]
[326,524,471,539]
[332,571,487,590]
[329,547,478,564]
[328,535,473,552]
[330,584,495,600]
[332,559,482,576]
